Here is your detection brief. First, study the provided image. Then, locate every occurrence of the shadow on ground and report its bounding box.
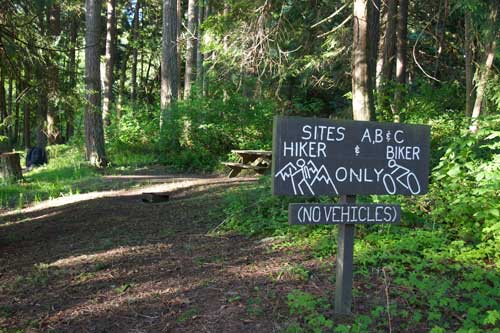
[0,177,331,332]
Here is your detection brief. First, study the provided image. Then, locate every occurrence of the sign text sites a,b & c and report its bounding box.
[272,116,431,196]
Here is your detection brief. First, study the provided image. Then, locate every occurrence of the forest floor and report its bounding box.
[0,171,335,332]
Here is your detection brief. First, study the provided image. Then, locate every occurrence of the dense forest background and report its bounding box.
[1,0,498,167]
[1,0,500,332]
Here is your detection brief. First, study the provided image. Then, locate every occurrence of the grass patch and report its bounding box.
[0,145,100,209]
[0,144,169,210]
[176,308,199,323]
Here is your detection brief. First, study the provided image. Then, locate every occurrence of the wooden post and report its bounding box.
[335,194,356,314]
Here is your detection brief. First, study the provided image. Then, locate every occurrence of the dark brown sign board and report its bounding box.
[272,116,430,196]
[289,203,401,225]
[271,116,431,315]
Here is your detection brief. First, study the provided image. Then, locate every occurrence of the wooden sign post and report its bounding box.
[335,195,356,315]
[272,116,430,314]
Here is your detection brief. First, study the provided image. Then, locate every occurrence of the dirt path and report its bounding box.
[0,174,328,332]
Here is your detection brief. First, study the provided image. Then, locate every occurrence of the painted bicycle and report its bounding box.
[382,159,421,195]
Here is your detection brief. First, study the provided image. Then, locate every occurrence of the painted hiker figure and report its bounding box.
[292,159,315,195]
[275,158,338,196]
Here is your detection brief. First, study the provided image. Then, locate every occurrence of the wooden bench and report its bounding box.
[222,150,272,178]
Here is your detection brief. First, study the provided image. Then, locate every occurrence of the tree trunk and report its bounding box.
[196,0,204,85]
[103,0,117,126]
[395,0,408,85]
[375,1,388,88]
[222,3,230,101]
[367,0,380,120]
[35,83,48,148]
[393,0,408,122]
[117,52,128,119]
[352,0,373,121]
[48,4,61,36]
[46,3,62,144]
[465,12,474,116]
[130,0,141,104]
[184,0,197,98]
[470,1,498,133]
[67,14,79,140]
[0,69,6,136]
[202,0,211,96]
[85,0,108,167]
[433,0,449,80]
[143,54,153,102]
[47,105,62,144]
[22,67,30,149]
[0,153,22,183]
[177,0,182,99]
[23,103,30,149]
[7,77,13,141]
[377,0,397,89]
[14,80,20,145]
[161,0,179,127]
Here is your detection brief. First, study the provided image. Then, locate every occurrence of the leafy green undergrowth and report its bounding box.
[106,95,275,171]
[220,117,500,332]
[222,177,500,332]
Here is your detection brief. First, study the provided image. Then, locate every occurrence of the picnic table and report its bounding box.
[222,150,272,178]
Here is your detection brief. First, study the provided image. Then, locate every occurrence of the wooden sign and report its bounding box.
[272,116,430,196]
[289,203,400,225]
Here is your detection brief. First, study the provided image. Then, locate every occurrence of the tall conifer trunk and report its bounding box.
[367,0,380,120]
[14,80,21,145]
[184,0,197,98]
[85,0,108,167]
[0,69,6,137]
[202,0,211,96]
[177,0,182,99]
[161,0,179,128]
[196,0,204,85]
[46,3,62,145]
[103,0,117,126]
[23,102,30,149]
[470,0,498,132]
[130,0,141,104]
[382,0,397,83]
[393,0,408,122]
[67,14,79,140]
[352,0,373,121]
[433,0,449,80]
[7,77,13,142]
[35,83,48,148]
[465,12,474,116]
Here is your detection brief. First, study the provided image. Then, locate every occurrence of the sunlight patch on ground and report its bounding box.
[47,284,184,324]
[224,257,289,279]
[51,244,172,268]
[0,176,257,218]
[104,175,177,180]
[0,211,62,227]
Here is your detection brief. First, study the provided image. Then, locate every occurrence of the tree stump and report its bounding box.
[0,153,23,183]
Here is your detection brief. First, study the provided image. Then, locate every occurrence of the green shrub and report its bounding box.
[426,115,500,244]
[286,290,333,333]
[106,94,275,171]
